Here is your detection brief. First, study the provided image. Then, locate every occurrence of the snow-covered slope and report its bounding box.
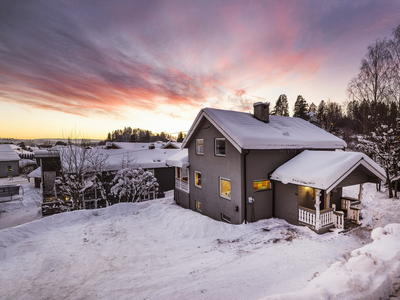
[1,183,400,299]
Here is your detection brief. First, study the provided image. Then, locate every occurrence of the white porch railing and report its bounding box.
[175,179,189,193]
[341,197,361,225]
[333,211,345,229]
[299,206,334,228]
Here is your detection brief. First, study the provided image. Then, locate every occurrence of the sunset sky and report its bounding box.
[1,0,400,140]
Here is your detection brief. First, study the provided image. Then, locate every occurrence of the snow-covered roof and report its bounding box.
[112,142,164,150]
[100,148,182,170]
[0,145,20,162]
[166,149,189,168]
[19,159,37,168]
[161,141,182,149]
[270,150,386,193]
[42,147,181,172]
[28,167,41,178]
[182,108,346,153]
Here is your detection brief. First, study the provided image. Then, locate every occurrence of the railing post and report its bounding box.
[314,189,321,231]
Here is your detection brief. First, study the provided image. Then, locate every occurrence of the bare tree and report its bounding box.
[55,131,110,210]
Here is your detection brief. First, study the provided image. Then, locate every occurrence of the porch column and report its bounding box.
[315,189,321,231]
[358,183,364,202]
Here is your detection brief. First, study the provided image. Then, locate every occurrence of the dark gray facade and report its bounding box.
[174,189,190,208]
[186,119,302,224]
[188,118,244,224]
[244,149,300,222]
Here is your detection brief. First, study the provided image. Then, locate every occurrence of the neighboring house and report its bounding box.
[34,146,180,214]
[0,144,20,178]
[168,103,385,233]
[0,144,26,202]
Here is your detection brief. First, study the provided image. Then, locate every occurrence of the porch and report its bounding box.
[298,186,363,233]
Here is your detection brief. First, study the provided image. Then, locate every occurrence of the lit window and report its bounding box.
[221,213,231,223]
[220,177,231,199]
[196,139,204,155]
[215,138,226,156]
[182,168,188,182]
[195,171,202,188]
[253,180,271,191]
[196,200,202,212]
[6,166,12,172]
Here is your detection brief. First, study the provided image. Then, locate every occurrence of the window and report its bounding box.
[215,138,226,156]
[6,166,12,172]
[141,191,155,201]
[181,168,188,182]
[146,169,155,175]
[221,213,231,223]
[175,167,181,179]
[220,177,231,199]
[196,139,204,155]
[253,179,271,191]
[196,200,202,212]
[195,171,202,188]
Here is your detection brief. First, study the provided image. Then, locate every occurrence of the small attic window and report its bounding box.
[215,138,226,156]
[196,139,204,155]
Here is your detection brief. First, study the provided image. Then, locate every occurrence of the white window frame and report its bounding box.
[141,191,155,201]
[194,171,202,188]
[219,177,231,200]
[146,168,155,175]
[215,138,226,156]
[195,200,202,212]
[181,168,188,182]
[196,139,204,155]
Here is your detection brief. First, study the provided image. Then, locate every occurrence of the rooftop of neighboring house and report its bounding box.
[34,147,181,172]
[99,148,182,170]
[0,144,21,162]
[112,141,182,150]
[183,105,347,152]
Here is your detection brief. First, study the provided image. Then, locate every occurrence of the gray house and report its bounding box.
[0,144,20,178]
[169,103,385,233]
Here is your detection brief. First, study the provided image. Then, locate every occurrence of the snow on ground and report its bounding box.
[0,179,41,230]
[1,183,400,299]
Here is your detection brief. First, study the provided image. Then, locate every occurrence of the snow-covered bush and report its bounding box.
[110,168,159,202]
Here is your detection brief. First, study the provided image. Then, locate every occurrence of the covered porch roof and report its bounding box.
[270,150,386,193]
[165,149,189,168]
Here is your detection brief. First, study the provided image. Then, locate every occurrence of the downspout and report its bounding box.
[244,150,250,224]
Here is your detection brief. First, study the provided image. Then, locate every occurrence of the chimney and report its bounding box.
[253,102,270,123]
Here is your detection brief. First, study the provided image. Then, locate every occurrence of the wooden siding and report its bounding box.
[329,187,342,209]
[273,181,298,225]
[336,164,380,188]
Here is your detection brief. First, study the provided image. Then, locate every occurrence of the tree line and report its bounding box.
[106,127,186,143]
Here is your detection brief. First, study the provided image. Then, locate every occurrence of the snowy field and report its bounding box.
[1,183,400,299]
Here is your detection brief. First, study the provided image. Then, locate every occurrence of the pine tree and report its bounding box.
[177,132,184,142]
[271,94,289,116]
[293,95,309,120]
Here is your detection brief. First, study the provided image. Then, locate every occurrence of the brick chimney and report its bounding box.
[253,102,270,123]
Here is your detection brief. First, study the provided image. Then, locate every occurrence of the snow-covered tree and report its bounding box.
[110,168,159,202]
[357,121,399,198]
[270,94,289,116]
